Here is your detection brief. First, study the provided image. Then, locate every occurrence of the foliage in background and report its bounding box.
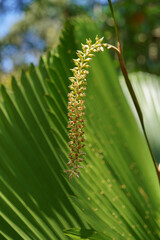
[1,18,160,240]
[103,0,160,74]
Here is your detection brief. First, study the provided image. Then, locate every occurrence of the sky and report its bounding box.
[0,0,33,39]
[0,12,24,39]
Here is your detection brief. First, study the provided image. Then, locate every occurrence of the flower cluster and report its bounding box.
[65,36,108,180]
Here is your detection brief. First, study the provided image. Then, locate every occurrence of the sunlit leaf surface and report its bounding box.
[121,72,160,165]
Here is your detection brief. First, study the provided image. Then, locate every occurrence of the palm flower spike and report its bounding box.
[65,36,110,180]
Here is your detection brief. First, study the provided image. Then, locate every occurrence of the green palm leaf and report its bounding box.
[121,72,160,164]
[1,18,160,240]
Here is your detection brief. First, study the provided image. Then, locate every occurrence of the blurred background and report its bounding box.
[0,0,160,83]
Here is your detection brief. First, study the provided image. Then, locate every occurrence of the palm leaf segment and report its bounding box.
[121,72,160,166]
[1,18,160,240]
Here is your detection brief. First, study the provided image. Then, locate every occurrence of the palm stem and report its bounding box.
[108,0,160,182]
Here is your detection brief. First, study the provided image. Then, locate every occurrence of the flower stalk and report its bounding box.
[65,36,109,180]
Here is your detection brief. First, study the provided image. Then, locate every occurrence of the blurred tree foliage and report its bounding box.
[0,0,160,83]
[102,0,160,74]
[0,0,86,76]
